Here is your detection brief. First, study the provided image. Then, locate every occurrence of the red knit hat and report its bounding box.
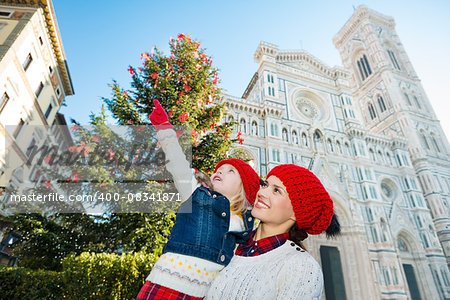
[267,164,334,235]
[214,159,259,204]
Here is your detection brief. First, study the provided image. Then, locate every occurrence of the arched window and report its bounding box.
[413,95,421,109]
[251,121,258,136]
[431,134,441,153]
[387,50,401,70]
[314,130,324,152]
[369,148,376,161]
[380,218,388,242]
[336,141,342,154]
[240,118,246,133]
[368,103,377,120]
[377,96,387,112]
[282,128,288,142]
[327,139,334,153]
[292,131,298,145]
[345,142,351,156]
[420,132,430,150]
[397,238,408,252]
[270,123,279,136]
[404,93,412,106]
[377,150,384,163]
[415,215,423,228]
[421,233,430,248]
[357,54,372,81]
[301,133,308,147]
[386,152,393,165]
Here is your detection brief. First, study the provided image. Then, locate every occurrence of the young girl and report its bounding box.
[136,100,260,299]
[205,164,341,299]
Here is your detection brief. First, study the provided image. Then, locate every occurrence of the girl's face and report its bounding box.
[211,164,242,200]
[252,175,296,227]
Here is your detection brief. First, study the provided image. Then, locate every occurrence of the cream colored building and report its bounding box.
[0,0,73,193]
[224,6,450,299]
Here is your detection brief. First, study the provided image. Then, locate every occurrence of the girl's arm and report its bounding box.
[150,100,197,202]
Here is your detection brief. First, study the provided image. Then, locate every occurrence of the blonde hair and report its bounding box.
[229,184,248,215]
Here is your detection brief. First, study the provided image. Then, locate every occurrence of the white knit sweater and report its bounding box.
[205,241,324,300]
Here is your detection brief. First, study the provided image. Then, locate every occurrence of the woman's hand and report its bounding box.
[149,99,173,130]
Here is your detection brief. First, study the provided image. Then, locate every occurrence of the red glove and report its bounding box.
[149,100,173,130]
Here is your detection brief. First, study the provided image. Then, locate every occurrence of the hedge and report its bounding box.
[0,251,157,299]
[0,265,64,299]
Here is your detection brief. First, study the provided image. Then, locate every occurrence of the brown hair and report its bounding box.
[289,223,308,251]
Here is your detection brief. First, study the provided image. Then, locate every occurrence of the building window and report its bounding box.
[39,36,43,45]
[368,103,376,119]
[314,130,324,151]
[441,268,450,287]
[357,54,372,81]
[415,215,423,228]
[345,142,351,156]
[1,92,9,113]
[420,132,430,150]
[404,93,412,106]
[35,82,44,97]
[377,96,387,112]
[377,150,384,163]
[413,95,421,109]
[421,233,430,248]
[13,119,24,138]
[49,66,53,74]
[327,139,334,152]
[336,141,342,154]
[44,103,53,119]
[398,238,408,251]
[369,149,375,161]
[431,134,441,152]
[25,137,38,158]
[270,123,278,136]
[0,10,14,18]
[23,53,33,71]
[386,152,393,165]
[56,87,61,97]
[387,50,401,70]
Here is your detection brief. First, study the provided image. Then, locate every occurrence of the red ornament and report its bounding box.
[179,111,189,123]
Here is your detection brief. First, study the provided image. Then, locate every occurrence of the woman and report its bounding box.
[205,164,341,300]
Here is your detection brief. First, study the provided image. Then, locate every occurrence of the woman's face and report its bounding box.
[211,164,242,199]
[252,175,296,227]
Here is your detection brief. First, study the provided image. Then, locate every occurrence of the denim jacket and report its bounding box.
[163,186,254,266]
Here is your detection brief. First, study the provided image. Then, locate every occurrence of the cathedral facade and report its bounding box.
[224,6,450,299]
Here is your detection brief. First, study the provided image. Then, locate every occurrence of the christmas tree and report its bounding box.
[4,34,245,270]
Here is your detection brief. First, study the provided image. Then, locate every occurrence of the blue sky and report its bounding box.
[53,0,450,139]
